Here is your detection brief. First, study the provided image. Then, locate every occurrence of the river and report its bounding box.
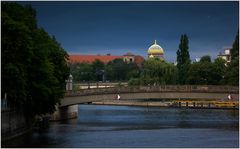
[2,104,239,148]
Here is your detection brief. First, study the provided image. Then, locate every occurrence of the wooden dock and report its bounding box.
[172,100,239,109]
[92,100,239,109]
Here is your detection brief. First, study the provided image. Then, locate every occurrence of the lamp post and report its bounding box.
[101,70,105,82]
[66,74,73,91]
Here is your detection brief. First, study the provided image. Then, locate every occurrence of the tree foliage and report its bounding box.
[176,34,191,84]
[92,59,105,81]
[224,31,239,86]
[200,55,211,63]
[69,58,140,82]
[70,63,94,82]
[231,31,239,60]
[139,59,178,85]
[187,56,226,85]
[2,2,69,117]
[106,59,139,81]
[225,58,239,86]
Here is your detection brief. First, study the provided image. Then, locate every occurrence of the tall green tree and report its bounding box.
[2,2,69,117]
[224,31,239,86]
[231,31,239,60]
[176,34,191,84]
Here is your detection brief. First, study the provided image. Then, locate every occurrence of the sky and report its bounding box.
[18,1,239,62]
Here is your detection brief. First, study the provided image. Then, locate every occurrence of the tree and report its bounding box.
[187,60,213,85]
[2,3,36,108]
[106,59,130,81]
[212,58,226,85]
[139,59,178,85]
[176,34,191,84]
[70,63,94,82]
[225,58,239,86]
[231,31,239,60]
[200,55,211,63]
[2,2,69,118]
[187,56,226,85]
[92,59,105,81]
[225,31,239,86]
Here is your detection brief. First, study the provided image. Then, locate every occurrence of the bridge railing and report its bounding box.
[73,82,128,90]
[65,85,239,97]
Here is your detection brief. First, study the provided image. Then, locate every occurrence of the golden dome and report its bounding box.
[149,54,154,58]
[148,40,164,55]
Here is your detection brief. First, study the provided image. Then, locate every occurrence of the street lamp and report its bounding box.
[66,74,73,91]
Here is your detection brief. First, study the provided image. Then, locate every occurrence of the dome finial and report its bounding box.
[154,40,157,45]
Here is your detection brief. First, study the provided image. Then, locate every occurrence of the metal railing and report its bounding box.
[65,85,239,97]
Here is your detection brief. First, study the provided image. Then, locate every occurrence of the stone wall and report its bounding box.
[1,110,29,141]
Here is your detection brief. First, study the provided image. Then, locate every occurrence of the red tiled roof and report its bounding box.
[69,55,123,64]
[134,55,145,65]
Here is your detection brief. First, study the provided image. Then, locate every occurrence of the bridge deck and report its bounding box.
[66,85,239,97]
[62,85,239,107]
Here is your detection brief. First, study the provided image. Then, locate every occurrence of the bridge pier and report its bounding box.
[50,105,78,121]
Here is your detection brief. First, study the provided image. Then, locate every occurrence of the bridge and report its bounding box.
[51,85,239,120]
[62,85,239,107]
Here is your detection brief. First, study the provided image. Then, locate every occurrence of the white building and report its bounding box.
[217,48,231,63]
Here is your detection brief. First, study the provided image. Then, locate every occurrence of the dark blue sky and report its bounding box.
[19,1,238,62]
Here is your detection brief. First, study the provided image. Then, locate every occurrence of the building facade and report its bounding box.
[123,52,135,63]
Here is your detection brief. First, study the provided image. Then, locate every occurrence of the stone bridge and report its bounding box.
[51,85,238,120]
[61,85,239,107]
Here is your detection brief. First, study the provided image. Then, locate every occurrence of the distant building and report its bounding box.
[123,52,135,63]
[69,53,144,67]
[147,40,164,60]
[217,47,231,63]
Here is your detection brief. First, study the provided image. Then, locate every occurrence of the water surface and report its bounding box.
[2,105,239,148]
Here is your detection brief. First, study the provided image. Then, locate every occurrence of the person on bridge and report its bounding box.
[117,94,121,101]
[227,94,232,100]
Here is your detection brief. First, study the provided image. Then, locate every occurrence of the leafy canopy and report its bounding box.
[2,2,69,117]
